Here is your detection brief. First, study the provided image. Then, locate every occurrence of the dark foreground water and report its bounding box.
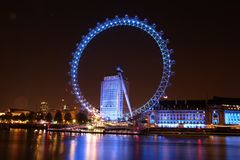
[0,129,240,160]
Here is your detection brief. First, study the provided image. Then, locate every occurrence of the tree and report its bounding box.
[76,112,88,124]
[4,112,12,122]
[54,110,62,123]
[36,112,44,121]
[26,112,36,122]
[0,115,4,121]
[45,112,53,123]
[20,113,26,121]
[64,112,72,123]
[13,115,20,121]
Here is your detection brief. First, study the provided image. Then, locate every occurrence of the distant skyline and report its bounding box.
[0,1,240,111]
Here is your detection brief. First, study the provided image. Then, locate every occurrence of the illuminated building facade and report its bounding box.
[7,108,31,116]
[151,110,206,128]
[40,102,48,115]
[100,75,125,120]
[224,111,240,124]
[224,104,240,124]
[149,97,240,128]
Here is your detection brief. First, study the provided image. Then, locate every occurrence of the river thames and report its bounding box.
[0,129,240,160]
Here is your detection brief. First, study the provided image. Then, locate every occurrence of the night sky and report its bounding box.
[0,1,240,111]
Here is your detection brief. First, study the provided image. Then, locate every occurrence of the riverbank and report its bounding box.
[141,127,240,136]
[1,123,240,136]
[46,127,240,136]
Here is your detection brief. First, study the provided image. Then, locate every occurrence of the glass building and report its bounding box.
[100,75,125,121]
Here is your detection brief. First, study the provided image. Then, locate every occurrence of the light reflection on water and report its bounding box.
[0,129,240,160]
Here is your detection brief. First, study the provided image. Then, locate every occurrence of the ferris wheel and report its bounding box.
[69,15,174,120]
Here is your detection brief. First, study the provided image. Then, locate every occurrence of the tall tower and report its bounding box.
[100,75,125,120]
[40,101,48,115]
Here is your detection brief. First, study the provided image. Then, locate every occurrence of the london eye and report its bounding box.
[69,15,174,120]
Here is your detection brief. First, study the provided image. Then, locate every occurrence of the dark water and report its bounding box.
[0,129,240,160]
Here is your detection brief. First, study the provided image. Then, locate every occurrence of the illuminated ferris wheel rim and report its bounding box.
[70,15,174,119]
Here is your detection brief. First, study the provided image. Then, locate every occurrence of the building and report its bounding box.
[100,75,127,121]
[149,97,240,128]
[61,98,70,111]
[40,101,48,115]
[8,108,32,116]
